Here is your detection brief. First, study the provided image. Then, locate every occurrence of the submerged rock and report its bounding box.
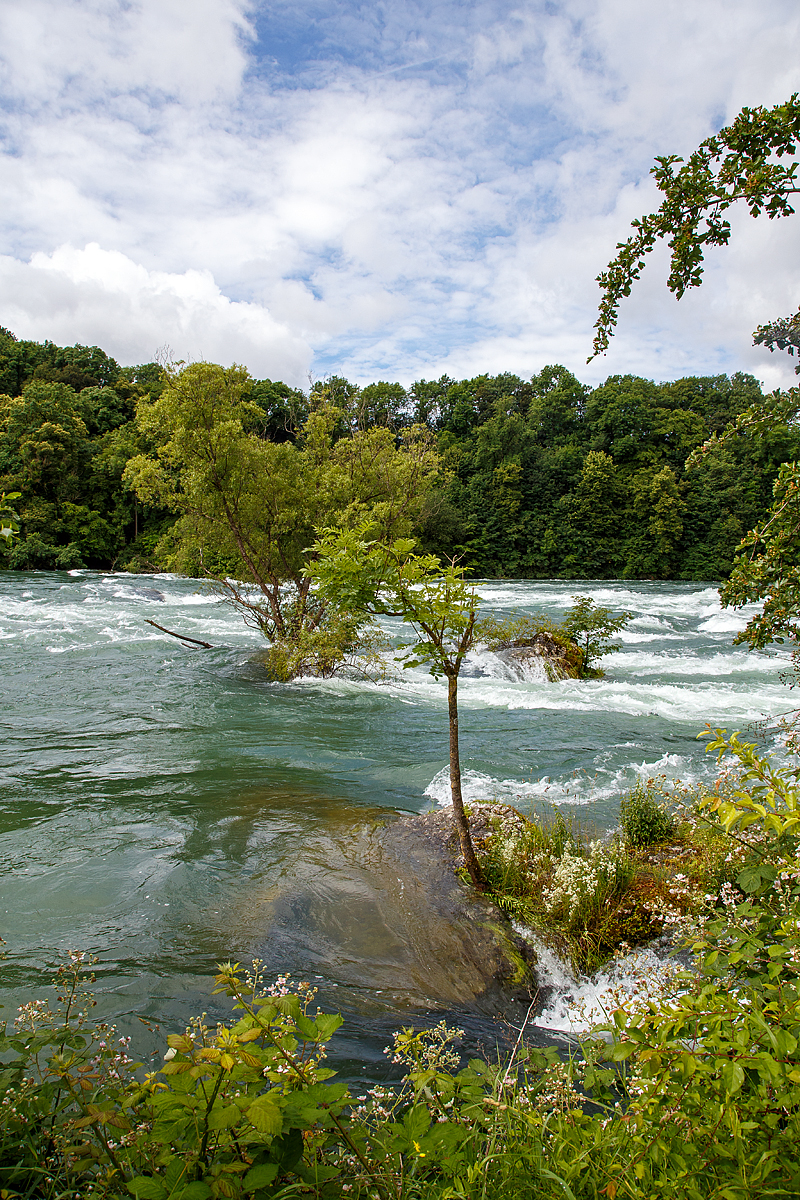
[375,804,536,996]
[128,586,166,602]
[251,798,536,1010]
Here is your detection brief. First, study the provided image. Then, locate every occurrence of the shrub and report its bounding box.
[620,780,676,847]
[0,957,358,1200]
[478,613,570,652]
[477,810,645,972]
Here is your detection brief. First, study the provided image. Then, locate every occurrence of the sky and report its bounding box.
[0,0,798,390]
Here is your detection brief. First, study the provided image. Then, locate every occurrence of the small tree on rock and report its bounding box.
[311,527,486,890]
[562,595,631,676]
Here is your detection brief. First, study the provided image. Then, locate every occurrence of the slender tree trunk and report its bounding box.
[447,673,485,891]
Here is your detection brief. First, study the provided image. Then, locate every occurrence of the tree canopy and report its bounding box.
[2,330,798,597]
[123,361,440,678]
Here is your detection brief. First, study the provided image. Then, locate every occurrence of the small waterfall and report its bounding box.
[460,647,556,684]
[514,925,683,1034]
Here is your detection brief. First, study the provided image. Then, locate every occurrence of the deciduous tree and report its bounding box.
[562,595,631,676]
[124,362,440,678]
[311,528,485,888]
[591,95,800,359]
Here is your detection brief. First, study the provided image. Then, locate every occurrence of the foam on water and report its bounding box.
[423,748,714,809]
[3,571,791,814]
[0,570,793,1061]
[529,937,682,1034]
[2,572,257,652]
[614,648,784,676]
[461,647,554,684]
[454,677,787,720]
[698,611,753,634]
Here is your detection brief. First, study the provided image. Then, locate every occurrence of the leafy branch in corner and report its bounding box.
[591,94,800,359]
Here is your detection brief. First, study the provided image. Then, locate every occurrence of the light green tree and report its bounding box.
[311,527,486,889]
[124,362,439,678]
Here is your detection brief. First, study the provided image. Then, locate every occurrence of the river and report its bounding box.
[0,570,790,1075]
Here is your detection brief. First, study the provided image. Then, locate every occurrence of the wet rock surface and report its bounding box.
[254,800,537,1012]
[374,803,536,995]
[498,634,581,681]
[391,801,531,867]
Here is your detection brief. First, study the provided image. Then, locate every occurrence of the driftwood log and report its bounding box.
[145,619,213,649]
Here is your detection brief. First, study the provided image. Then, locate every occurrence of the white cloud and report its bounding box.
[0,244,312,383]
[0,0,252,106]
[0,0,799,388]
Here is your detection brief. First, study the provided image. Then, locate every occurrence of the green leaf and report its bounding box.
[161,1060,193,1075]
[737,863,777,893]
[247,1096,283,1136]
[207,1103,240,1130]
[313,1013,343,1042]
[402,1105,431,1142]
[721,1061,745,1095]
[165,1160,189,1192]
[242,1164,279,1192]
[127,1178,168,1200]
[291,1013,318,1040]
[173,1185,211,1200]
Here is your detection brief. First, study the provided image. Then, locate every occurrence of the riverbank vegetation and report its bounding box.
[2,730,799,1200]
[474,772,735,973]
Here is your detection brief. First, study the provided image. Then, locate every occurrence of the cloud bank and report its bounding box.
[0,0,798,388]
[0,244,311,381]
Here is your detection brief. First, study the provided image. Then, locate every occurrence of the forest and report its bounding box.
[1,323,797,584]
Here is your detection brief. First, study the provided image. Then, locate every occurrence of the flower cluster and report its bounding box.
[384,1019,464,1072]
[542,840,627,921]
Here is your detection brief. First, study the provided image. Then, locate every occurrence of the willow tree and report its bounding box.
[124,362,440,678]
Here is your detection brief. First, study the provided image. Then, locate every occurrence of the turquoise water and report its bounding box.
[0,570,790,1068]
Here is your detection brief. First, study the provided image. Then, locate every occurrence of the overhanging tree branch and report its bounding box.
[591,95,800,359]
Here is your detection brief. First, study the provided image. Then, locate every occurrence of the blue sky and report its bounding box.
[0,0,798,389]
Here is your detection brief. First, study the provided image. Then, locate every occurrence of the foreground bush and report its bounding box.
[2,730,800,1199]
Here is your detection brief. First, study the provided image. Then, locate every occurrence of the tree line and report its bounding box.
[1,325,796,584]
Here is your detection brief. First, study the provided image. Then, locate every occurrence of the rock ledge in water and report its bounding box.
[394,801,531,866]
[498,634,582,682]
[378,802,537,994]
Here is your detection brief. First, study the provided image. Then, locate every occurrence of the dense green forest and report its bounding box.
[1,324,797,580]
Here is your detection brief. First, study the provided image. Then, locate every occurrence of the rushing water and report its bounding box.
[0,570,791,1072]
